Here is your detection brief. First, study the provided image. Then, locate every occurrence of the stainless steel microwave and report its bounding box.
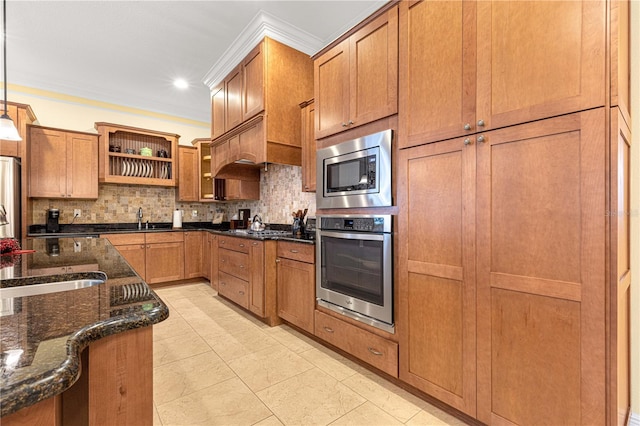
[316,129,392,209]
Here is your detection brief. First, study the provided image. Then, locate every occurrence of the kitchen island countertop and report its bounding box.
[0,237,169,417]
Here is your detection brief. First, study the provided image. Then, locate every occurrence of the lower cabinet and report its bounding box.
[101,232,184,284]
[184,231,203,279]
[276,241,315,334]
[314,310,398,378]
[144,233,184,284]
[217,235,277,324]
[202,232,212,280]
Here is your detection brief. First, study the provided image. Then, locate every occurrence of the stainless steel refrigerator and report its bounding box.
[0,156,21,239]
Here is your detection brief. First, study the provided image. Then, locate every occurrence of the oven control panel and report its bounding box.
[319,215,390,233]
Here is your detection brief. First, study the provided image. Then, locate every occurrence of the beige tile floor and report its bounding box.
[152,281,466,426]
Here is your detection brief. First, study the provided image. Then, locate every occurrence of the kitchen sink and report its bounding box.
[0,272,107,299]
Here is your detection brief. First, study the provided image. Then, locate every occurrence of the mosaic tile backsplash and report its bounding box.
[30,164,316,226]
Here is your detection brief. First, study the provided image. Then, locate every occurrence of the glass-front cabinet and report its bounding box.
[95,122,179,187]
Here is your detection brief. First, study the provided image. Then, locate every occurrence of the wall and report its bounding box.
[30,164,316,227]
[7,85,209,144]
[630,1,639,422]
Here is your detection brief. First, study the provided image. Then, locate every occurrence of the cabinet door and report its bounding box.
[397,135,477,416]
[28,127,67,198]
[184,231,203,279]
[476,110,606,425]
[314,39,350,139]
[145,242,185,284]
[242,41,265,121]
[67,133,98,198]
[211,83,226,139]
[476,0,605,131]
[349,6,398,128]
[276,257,315,334]
[177,146,199,202]
[115,244,147,280]
[301,100,316,192]
[399,0,476,148]
[202,232,211,280]
[226,65,243,131]
[249,240,265,317]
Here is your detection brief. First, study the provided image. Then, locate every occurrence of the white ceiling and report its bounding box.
[7,0,387,124]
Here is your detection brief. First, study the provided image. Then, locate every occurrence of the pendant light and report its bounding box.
[0,0,21,141]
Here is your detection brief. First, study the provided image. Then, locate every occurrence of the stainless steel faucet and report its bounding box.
[137,207,143,229]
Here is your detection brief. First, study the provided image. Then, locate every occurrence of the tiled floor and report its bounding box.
[152,282,465,426]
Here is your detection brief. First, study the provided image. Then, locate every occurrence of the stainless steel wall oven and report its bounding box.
[316,214,393,332]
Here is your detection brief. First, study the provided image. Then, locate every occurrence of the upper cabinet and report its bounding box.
[314,5,398,139]
[210,37,313,177]
[95,122,179,187]
[398,0,607,149]
[176,145,199,202]
[0,102,36,158]
[28,125,98,199]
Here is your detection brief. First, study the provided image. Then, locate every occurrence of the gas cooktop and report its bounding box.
[227,229,291,236]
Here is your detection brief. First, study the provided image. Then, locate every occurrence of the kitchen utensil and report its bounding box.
[125,148,135,154]
[140,147,152,157]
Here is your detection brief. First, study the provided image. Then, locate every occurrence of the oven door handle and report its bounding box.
[318,230,386,241]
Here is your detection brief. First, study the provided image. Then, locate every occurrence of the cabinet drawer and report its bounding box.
[314,310,398,377]
[219,248,250,281]
[145,232,184,244]
[218,235,250,253]
[277,241,315,263]
[101,233,145,245]
[218,271,249,309]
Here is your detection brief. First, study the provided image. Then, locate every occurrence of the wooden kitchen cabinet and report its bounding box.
[276,241,315,334]
[314,5,398,139]
[300,99,316,192]
[0,101,36,158]
[101,233,147,280]
[315,310,398,377]
[211,37,313,175]
[398,109,628,424]
[217,235,278,325]
[144,233,184,284]
[184,231,203,279]
[398,0,606,148]
[28,125,98,199]
[95,122,179,187]
[192,138,216,202]
[177,145,199,202]
[211,83,225,139]
[396,134,477,416]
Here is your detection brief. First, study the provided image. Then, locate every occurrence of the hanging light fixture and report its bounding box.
[0,0,21,141]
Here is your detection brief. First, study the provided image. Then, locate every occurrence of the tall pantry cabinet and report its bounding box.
[396,0,631,425]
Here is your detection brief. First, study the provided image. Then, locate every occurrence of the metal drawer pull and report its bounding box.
[239,243,245,247]
[220,282,226,286]
[367,347,383,356]
[290,249,299,253]
[323,326,334,333]
[252,242,258,246]
[239,265,244,268]
[239,290,245,295]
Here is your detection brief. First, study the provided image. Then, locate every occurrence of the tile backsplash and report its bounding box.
[30,164,316,226]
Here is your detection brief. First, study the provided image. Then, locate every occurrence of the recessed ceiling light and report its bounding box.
[174,78,189,89]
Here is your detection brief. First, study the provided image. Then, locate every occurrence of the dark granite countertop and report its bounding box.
[0,237,169,417]
[27,222,316,245]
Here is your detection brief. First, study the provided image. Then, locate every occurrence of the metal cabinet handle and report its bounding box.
[464,123,471,131]
[140,245,144,249]
[477,135,486,143]
[341,122,348,127]
[220,259,226,263]
[477,119,485,127]
[239,290,245,295]
[252,242,258,246]
[367,347,383,356]
[239,265,244,269]
[275,259,280,263]
[464,138,472,146]
[239,243,245,247]
[290,249,299,253]
[220,282,226,286]
[347,120,354,125]
[323,326,334,333]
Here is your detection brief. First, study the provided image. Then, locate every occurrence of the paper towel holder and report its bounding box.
[172,209,183,229]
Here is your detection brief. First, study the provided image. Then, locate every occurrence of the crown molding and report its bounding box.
[202,10,324,91]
